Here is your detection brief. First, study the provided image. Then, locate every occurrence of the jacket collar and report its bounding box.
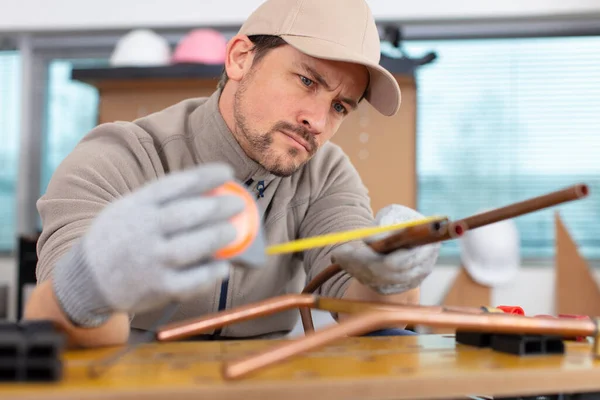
[190,89,277,186]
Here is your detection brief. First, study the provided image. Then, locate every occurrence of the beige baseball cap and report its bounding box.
[238,0,401,116]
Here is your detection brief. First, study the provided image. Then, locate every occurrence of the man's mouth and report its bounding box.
[281,130,311,153]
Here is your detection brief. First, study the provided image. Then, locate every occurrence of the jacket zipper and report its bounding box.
[212,178,263,338]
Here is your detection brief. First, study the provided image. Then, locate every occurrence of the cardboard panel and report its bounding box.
[442,267,492,308]
[555,212,600,316]
[93,75,416,214]
[429,267,491,334]
[331,75,416,213]
[97,78,219,123]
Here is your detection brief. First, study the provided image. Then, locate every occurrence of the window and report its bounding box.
[0,55,105,252]
[405,36,600,261]
[41,58,106,195]
[0,51,20,252]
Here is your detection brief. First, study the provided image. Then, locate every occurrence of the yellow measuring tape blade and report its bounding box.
[265,215,446,255]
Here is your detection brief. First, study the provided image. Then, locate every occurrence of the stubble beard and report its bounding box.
[232,75,317,177]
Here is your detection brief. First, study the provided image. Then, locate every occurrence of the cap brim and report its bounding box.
[280,35,401,117]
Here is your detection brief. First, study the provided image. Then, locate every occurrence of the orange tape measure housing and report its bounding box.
[209,181,260,260]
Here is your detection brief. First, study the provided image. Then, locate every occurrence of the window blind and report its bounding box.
[0,51,20,252]
[404,37,600,260]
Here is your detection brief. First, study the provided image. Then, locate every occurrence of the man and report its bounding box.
[24,0,440,348]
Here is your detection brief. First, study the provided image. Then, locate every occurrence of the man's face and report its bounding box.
[230,44,369,177]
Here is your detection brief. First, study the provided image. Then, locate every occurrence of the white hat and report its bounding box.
[459,217,521,287]
[110,29,171,67]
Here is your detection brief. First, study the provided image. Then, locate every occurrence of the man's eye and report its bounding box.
[333,103,347,114]
[300,76,313,86]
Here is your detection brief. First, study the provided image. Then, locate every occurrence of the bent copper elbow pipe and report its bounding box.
[157,295,492,342]
[224,309,598,380]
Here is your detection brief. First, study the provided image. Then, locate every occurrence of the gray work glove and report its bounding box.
[53,163,249,328]
[332,204,440,295]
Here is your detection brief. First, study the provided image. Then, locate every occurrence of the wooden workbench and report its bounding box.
[1,334,600,400]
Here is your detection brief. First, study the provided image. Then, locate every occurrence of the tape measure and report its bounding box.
[210,181,447,259]
[265,215,447,255]
[210,181,260,260]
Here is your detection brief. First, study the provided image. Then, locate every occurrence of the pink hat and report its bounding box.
[172,29,227,65]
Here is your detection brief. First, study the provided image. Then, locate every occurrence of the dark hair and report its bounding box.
[217,35,287,90]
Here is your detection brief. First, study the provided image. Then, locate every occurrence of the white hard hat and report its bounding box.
[110,29,171,67]
[459,217,521,287]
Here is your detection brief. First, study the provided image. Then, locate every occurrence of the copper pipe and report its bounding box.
[156,294,316,342]
[300,183,590,329]
[305,297,487,333]
[367,217,453,254]
[156,293,488,341]
[300,264,340,333]
[460,183,588,230]
[375,183,587,249]
[300,296,502,334]
[402,184,588,247]
[299,219,456,332]
[299,308,315,333]
[223,312,391,380]
[303,218,453,297]
[302,264,344,295]
[315,297,486,316]
[298,222,461,304]
[223,309,598,380]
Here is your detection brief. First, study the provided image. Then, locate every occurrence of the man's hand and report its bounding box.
[52,163,250,328]
[332,204,440,295]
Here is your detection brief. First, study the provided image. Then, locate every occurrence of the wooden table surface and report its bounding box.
[2,334,600,400]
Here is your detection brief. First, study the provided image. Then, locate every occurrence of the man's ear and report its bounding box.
[224,34,255,83]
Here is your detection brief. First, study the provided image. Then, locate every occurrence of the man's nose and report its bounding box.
[297,100,328,135]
